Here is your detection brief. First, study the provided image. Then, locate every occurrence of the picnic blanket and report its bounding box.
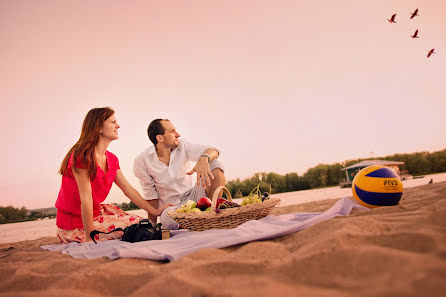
[42,197,365,261]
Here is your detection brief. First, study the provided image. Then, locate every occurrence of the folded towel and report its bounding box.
[42,197,365,261]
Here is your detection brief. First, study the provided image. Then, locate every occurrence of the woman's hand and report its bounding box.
[85,232,93,242]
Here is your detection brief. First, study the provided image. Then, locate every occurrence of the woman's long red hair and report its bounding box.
[59,107,115,180]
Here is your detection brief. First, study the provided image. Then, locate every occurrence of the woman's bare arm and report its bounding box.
[72,168,94,241]
[114,169,170,218]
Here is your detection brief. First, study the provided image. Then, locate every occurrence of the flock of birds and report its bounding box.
[387,8,436,58]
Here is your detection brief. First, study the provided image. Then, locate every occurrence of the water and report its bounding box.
[1,172,444,244]
[269,172,446,207]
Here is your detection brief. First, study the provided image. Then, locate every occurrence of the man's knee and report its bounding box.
[212,167,224,176]
[209,159,224,174]
[211,168,225,183]
[159,206,179,230]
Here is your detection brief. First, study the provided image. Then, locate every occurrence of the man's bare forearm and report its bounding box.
[203,148,219,162]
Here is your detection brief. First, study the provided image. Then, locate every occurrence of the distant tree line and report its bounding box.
[226,149,446,197]
[0,202,140,224]
[0,206,56,224]
[113,201,139,211]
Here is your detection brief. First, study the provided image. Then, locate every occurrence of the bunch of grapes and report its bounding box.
[241,195,262,206]
[241,184,271,206]
[218,200,240,209]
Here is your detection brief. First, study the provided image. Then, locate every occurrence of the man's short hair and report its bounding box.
[148,119,169,146]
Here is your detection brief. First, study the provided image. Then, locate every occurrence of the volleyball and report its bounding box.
[352,165,403,208]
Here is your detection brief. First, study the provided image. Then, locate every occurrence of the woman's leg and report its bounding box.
[57,204,142,243]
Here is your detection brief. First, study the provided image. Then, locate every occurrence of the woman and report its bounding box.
[55,107,168,243]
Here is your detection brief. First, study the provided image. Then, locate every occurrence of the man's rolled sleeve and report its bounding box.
[133,155,159,201]
[183,139,221,162]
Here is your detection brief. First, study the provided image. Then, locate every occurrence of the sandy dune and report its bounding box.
[1,182,445,297]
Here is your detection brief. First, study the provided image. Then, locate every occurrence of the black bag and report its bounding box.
[90,219,162,244]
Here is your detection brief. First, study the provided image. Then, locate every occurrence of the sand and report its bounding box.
[1,182,445,297]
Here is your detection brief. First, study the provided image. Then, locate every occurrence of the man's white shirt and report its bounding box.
[133,139,220,207]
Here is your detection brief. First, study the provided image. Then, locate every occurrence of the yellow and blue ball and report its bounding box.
[352,165,403,208]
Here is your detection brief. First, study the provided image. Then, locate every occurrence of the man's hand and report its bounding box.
[187,158,215,188]
[154,204,174,216]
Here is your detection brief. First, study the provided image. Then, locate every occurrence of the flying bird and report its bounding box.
[387,13,397,23]
[427,49,435,58]
[411,29,419,38]
[410,8,419,19]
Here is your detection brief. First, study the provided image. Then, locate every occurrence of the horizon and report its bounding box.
[3,147,445,210]
[1,0,445,209]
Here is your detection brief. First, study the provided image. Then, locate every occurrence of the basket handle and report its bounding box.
[211,186,233,212]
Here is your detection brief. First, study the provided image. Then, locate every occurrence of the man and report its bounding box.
[133,119,226,229]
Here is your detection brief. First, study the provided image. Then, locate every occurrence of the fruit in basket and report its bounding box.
[175,200,198,213]
[218,200,241,209]
[205,207,211,211]
[216,198,227,208]
[175,205,187,213]
[261,192,270,202]
[185,200,197,210]
[241,194,262,206]
[241,183,271,205]
[214,197,240,209]
[212,198,240,213]
[197,197,212,211]
[191,208,202,213]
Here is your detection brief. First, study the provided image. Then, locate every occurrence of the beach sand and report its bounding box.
[1,182,445,297]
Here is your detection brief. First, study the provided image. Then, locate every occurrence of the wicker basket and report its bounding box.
[167,186,280,231]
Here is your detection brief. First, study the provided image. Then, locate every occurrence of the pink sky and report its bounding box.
[1,0,445,209]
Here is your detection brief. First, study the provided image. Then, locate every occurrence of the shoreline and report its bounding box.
[1,172,445,244]
[3,172,445,222]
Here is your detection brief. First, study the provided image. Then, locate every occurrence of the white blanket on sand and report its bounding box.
[42,197,365,261]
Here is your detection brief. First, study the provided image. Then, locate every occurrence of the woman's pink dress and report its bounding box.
[55,151,141,243]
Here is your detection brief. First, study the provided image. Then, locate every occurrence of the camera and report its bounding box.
[121,219,162,243]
